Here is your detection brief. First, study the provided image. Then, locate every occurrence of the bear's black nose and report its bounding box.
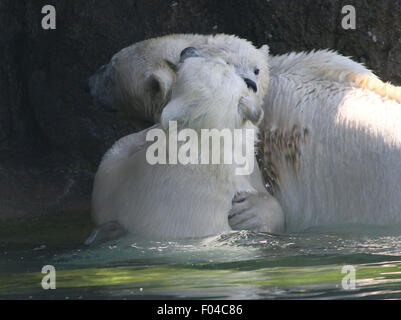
[244,78,257,93]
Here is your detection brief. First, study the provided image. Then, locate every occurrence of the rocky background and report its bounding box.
[1,0,400,220]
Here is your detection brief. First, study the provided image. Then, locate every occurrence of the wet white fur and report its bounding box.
[90,34,401,232]
[89,33,282,235]
[265,50,401,230]
[89,34,269,127]
[92,56,284,240]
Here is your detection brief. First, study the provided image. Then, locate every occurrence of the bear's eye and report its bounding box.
[254,68,260,75]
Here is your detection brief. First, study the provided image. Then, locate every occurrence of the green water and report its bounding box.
[1,215,401,299]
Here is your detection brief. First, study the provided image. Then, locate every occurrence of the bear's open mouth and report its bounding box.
[244,78,257,93]
[238,97,263,125]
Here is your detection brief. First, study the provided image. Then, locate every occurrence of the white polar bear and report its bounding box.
[89,48,284,241]
[89,33,401,233]
[263,50,401,230]
[89,34,269,128]
[88,33,276,236]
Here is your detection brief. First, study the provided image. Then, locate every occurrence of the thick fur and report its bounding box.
[264,50,401,230]
[89,33,277,234]
[91,54,284,240]
[89,34,269,128]
[90,34,401,231]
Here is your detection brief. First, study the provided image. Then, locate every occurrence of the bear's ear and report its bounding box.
[146,68,175,103]
[259,44,270,56]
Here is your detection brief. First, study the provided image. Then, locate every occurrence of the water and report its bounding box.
[1,214,401,300]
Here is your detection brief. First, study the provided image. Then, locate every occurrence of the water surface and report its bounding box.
[1,215,401,299]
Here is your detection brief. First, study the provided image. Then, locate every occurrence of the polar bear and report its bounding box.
[89,48,284,241]
[89,34,269,129]
[88,34,274,236]
[263,50,401,230]
[89,34,401,232]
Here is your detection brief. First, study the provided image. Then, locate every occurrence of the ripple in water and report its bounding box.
[2,226,401,299]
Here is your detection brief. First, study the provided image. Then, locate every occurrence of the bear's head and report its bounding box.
[160,47,263,132]
[88,34,269,128]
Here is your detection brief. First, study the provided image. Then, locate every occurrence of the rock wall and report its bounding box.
[1,0,400,219]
